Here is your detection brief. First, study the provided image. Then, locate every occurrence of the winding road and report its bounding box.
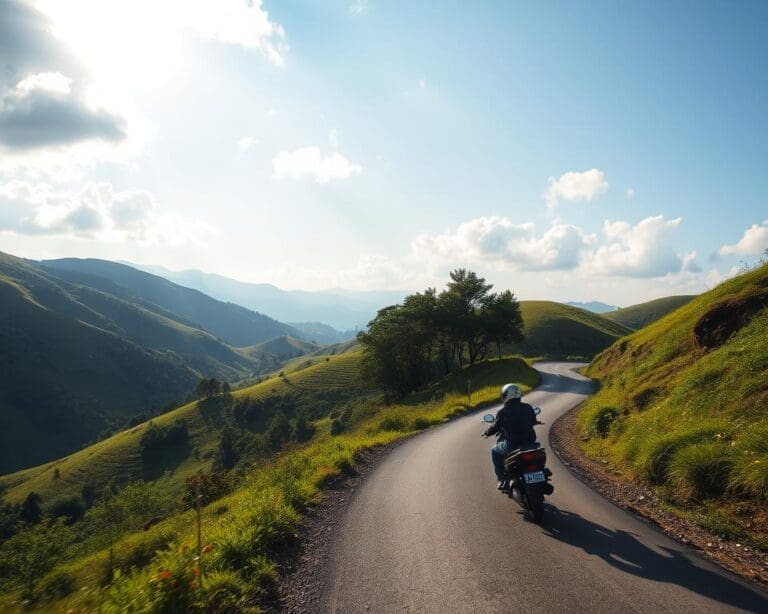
[317,362,768,613]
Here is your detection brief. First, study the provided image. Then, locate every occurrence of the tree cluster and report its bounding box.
[195,378,231,399]
[357,269,524,400]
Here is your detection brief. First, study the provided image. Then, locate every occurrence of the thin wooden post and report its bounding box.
[195,475,203,561]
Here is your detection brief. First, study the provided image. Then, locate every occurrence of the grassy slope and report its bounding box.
[509,300,632,359]
[238,335,321,361]
[0,355,539,612]
[0,351,366,504]
[604,295,696,330]
[580,264,768,545]
[0,276,198,474]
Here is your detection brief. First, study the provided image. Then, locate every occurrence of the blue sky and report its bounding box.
[1,0,766,305]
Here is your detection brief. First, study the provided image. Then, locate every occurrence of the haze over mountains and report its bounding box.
[130,263,405,334]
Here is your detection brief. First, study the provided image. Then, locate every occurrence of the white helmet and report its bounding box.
[501,383,522,402]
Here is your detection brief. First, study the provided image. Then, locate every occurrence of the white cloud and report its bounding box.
[0,180,208,245]
[626,187,635,199]
[350,0,369,15]
[586,215,689,277]
[718,220,768,257]
[273,147,362,183]
[236,136,259,152]
[544,168,608,208]
[410,216,594,271]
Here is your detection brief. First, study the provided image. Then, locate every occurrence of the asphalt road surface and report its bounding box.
[318,362,768,613]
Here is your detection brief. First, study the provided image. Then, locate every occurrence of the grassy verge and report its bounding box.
[577,263,768,553]
[1,357,538,612]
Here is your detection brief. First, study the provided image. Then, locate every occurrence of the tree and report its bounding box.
[481,290,525,359]
[195,377,222,399]
[0,519,71,597]
[293,410,316,442]
[266,412,292,450]
[213,427,239,471]
[20,492,42,525]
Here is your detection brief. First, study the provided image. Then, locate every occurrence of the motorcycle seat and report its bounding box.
[504,443,544,461]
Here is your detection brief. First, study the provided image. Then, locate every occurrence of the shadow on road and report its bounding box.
[540,506,768,611]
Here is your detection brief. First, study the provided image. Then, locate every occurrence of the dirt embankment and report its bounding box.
[549,403,768,587]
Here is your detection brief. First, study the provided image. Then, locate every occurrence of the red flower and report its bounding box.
[158,570,172,580]
[202,544,212,554]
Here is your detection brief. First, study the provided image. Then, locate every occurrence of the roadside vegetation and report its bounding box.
[0,269,539,611]
[579,262,768,549]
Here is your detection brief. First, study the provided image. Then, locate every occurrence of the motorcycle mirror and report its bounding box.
[482,414,495,423]
[534,407,542,415]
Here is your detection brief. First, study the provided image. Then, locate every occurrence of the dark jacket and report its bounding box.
[483,397,537,447]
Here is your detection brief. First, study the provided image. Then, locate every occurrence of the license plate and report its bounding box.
[524,471,545,484]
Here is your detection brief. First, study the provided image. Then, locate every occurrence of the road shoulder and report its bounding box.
[549,402,768,587]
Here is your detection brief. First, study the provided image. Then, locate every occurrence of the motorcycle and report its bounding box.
[482,408,554,523]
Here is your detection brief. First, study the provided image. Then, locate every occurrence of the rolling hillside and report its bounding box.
[508,301,632,359]
[0,258,198,474]
[580,263,768,542]
[0,348,368,504]
[604,295,696,330]
[42,258,303,346]
[0,252,332,473]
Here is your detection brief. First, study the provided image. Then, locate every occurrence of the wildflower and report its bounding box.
[172,580,179,588]
[202,544,212,554]
[192,567,201,577]
[158,570,172,580]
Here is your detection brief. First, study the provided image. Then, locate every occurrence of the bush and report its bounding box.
[377,416,408,432]
[330,418,346,435]
[182,472,233,509]
[42,570,76,599]
[667,442,732,498]
[590,406,620,437]
[102,529,176,585]
[730,423,768,499]
[196,570,249,611]
[105,544,210,612]
[46,495,86,524]
[412,417,431,431]
[636,423,728,484]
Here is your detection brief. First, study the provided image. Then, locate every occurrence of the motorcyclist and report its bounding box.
[483,383,537,490]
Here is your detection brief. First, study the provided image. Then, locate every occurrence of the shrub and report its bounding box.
[730,423,768,499]
[196,570,248,611]
[182,472,233,509]
[636,422,728,484]
[105,543,209,612]
[46,495,86,524]
[667,442,732,498]
[412,417,431,431]
[589,406,620,437]
[102,529,176,585]
[42,570,76,599]
[377,416,408,432]
[330,418,345,435]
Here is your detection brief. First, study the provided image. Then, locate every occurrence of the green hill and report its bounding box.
[0,352,538,612]
[42,258,302,346]
[0,259,198,474]
[580,263,768,544]
[0,252,331,474]
[508,301,632,359]
[0,349,367,504]
[603,295,696,330]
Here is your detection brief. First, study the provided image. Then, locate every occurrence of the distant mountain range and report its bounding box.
[564,301,618,314]
[128,263,405,332]
[0,252,339,472]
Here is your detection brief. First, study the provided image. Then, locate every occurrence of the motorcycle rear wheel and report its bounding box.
[527,485,545,523]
